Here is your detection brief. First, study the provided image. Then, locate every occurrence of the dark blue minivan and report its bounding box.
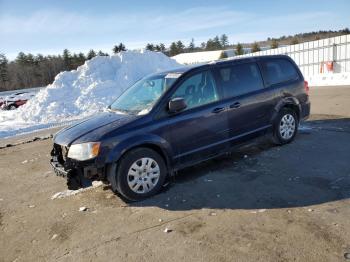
[51,55,310,201]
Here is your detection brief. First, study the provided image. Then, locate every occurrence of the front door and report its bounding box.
[165,69,229,168]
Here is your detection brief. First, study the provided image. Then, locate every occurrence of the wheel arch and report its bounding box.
[105,135,174,174]
[271,97,301,124]
[122,143,171,170]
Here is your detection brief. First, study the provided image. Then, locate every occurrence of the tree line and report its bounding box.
[1,28,349,91]
[0,48,117,92]
[0,34,281,92]
[145,34,231,56]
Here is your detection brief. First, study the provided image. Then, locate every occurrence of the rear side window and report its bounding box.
[216,62,264,98]
[262,58,299,85]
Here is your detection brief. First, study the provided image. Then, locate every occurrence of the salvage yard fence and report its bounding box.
[237,34,350,77]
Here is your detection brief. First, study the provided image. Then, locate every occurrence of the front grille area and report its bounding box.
[52,143,66,165]
[51,143,105,182]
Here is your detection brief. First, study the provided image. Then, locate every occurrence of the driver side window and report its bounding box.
[172,70,218,110]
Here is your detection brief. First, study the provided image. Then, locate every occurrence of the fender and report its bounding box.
[270,96,301,124]
[104,133,174,169]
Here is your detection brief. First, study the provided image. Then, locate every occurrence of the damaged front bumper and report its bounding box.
[50,144,106,190]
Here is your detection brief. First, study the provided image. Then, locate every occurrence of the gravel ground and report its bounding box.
[0,86,350,262]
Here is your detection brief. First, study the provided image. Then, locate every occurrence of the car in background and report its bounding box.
[51,55,310,201]
[0,92,35,110]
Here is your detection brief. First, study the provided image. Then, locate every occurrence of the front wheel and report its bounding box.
[272,108,298,145]
[113,148,167,201]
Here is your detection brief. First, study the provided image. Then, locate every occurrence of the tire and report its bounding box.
[272,108,298,145]
[113,148,167,201]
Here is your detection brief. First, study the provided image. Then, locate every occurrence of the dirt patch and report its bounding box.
[1,86,350,261]
[176,219,205,236]
[49,221,74,243]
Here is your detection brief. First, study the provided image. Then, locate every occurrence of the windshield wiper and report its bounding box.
[108,107,130,115]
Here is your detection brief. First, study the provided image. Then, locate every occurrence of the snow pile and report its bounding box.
[0,51,180,138]
[19,50,180,122]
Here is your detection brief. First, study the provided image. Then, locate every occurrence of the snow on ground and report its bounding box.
[0,51,180,139]
[51,181,104,200]
[306,73,350,86]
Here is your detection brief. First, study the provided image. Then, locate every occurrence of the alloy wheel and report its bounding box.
[279,114,296,140]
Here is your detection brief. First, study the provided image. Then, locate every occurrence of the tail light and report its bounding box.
[304,80,309,95]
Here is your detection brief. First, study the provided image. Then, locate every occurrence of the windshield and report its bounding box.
[110,72,181,115]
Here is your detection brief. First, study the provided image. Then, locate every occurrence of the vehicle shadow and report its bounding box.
[129,118,350,211]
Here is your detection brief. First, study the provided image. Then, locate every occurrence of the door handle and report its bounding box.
[229,102,241,109]
[212,107,225,114]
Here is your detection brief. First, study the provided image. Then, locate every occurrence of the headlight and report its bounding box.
[67,142,101,161]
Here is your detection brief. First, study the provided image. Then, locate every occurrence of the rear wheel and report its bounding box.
[113,148,167,201]
[272,108,298,145]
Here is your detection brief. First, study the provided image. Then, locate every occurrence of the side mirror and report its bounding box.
[168,97,187,113]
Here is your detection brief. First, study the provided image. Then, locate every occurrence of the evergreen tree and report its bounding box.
[69,53,78,69]
[206,36,222,51]
[63,49,72,70]
[78,53,86,64]
[213,36,222,49]
[235,43,244,55]
[118,43,126,52]
[154,45,160,51]
[113,43,126,54]
[26,53,35,65]
[169,42,178,56]
[98,50,108,56]
[146,43,155,51]
[251,42,261,53]
[205,39,215,50]
[35,54,45,64]
[188,38,195,52]
[112,45,120,54]
[200,42,206,49]
[271,39,279,49]
[16,52,27,66]
[159,43,166,52]
[220,34,229,47]
[87,49,96,60]
[176,41,185,53]
[0,54,9,88]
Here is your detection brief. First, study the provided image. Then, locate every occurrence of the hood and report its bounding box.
[54,111,138,146]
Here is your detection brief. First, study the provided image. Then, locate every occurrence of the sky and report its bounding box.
[1,0,349,60]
